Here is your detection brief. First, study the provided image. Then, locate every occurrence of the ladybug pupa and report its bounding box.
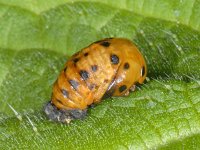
[44,38,147,123]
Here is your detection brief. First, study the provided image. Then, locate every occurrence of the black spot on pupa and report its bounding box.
[119,85,127,93]
[141,66,145,76]
[110,54,119,64]
[69,80,79,90]
[94,38,113,44]
[64,67,67,72]
[79,70,89,80]
[91,65,98,72]
[124,62,130,70]
[100,41,110,47]
[84,53,89,57]
[61,89,68,98]
[73,58,79,63]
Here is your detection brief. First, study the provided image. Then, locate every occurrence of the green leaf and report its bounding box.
[0,0,200,149]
